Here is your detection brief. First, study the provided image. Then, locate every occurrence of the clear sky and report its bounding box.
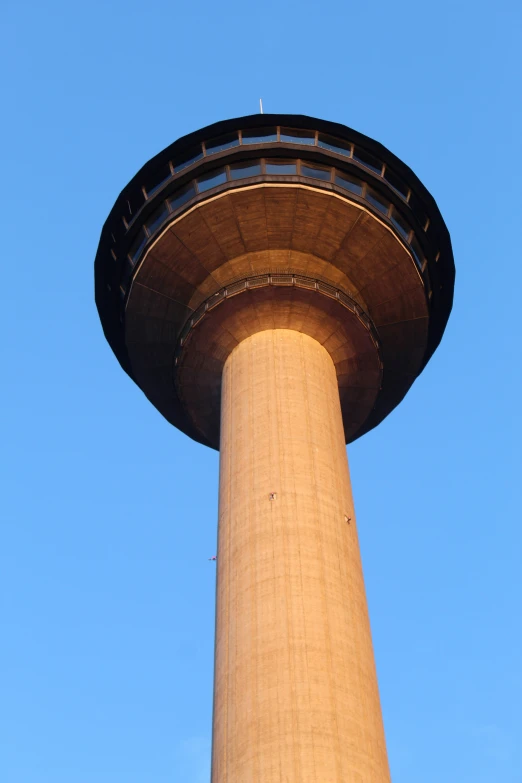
[1,1,521,781]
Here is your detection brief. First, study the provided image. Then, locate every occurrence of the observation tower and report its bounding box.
[95,114,454,783]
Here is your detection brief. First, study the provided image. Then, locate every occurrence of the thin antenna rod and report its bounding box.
[260,98,264,114]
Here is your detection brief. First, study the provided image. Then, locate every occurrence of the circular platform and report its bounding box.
[94,114,455,448]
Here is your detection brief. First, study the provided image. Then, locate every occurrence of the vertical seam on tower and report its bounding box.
[288,333,302,783]
[223,360,232,783]
[295,367,311,781]
[327,360,349,783]
[299,334,319,781]
[249,336,260,783]
[302,336,342,782]
[277,330,300,782]
[271,332,284,783]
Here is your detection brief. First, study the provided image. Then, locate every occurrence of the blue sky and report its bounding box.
[1,1,521,781]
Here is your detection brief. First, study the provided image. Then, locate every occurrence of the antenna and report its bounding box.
[260,98,264,114]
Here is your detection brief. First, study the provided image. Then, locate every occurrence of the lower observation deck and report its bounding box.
[174,273,382,449]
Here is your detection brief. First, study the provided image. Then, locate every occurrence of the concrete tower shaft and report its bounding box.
[215,329,390,782]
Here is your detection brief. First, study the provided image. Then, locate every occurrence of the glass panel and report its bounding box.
[205,133,240,155]
[242,127,278,144]
[353,147,383,175]
[197,168,227,192]
[390,207,411,240]
[335,173,363,195]
[175,148,204,172]
[143,163,172,198]
[168,183,196,211]
[410,235,425,270]
[408,193,428,230]
[424,219,436,244]
[229,161,262,179]
[318,134,352,157]
[366,188,390,215]
[128,229,147,263]
[280,128,316,145]
[145,201,170,235]
[301,163,331,181]
[383,167,409,199]
[265,160,297,175]
[125,191,145,221]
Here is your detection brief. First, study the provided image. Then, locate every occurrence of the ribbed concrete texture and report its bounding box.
[212,329,390,783]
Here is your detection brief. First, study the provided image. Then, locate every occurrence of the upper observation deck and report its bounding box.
[95,114,455,449]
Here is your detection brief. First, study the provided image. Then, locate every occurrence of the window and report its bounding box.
[168,183,195,211]
[265,160,297,175]
[197,168,227,192]
[280,128,315,145]
[408,193,428,230]
[410,236,425,270]
[335,172,363,195]
[390,207,411,240]
[124,192,145,222]
[205,134,240,155]
[318,134,352,157]
[301,163,331,181]
[366,188,390,215]
[128,229,147,263]
[145,202,169,235]
[423,219,436,245]
[175,148,203,172]
[383,167,409,199]
[242,127,278,144]
[353,147,383,175]
[143,163,172,198]
[229,161,262,179]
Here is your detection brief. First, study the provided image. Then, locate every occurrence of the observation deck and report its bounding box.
[95,114,455,449]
